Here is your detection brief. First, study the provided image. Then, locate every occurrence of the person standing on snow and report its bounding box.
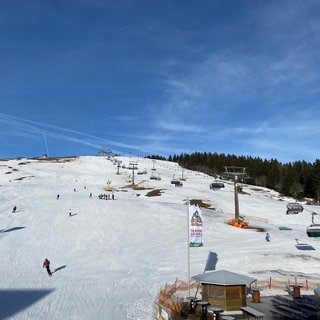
[265,232,270,242]
[43,258,52,276]
[69,208,72,217]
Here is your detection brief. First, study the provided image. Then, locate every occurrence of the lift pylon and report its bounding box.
[224,166,247,225]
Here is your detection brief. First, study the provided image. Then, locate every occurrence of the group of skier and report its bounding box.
[98,193,115,200]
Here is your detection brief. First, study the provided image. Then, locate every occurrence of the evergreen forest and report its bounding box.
[147,152,320,202]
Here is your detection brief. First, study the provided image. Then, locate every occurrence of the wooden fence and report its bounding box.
[155,276,320,320]
[255,277,320,292]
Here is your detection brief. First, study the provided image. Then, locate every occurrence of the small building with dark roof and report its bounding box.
[192,269,256,311]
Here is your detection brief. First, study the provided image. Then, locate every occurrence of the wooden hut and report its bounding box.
[192,269,256,311]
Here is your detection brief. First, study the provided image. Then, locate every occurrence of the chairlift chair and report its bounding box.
[210,182,225,189]
[286,203,304,214]
[150,174,161,181]
[306,212,320,237]
[171,179,183,187]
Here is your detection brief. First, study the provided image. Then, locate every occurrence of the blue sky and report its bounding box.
[0,0,319,163]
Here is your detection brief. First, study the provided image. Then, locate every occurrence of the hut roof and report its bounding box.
[192,269,256,286]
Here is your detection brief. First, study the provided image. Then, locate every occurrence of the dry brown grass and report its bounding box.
[36,156,78,163]
[18,162,29,165]
[250,187,264,192]
[189,199,214,210]
[145,189,163,197]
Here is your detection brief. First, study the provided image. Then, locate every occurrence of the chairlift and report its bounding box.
[210,182,225,190]
[306,212,320,237]
[137,168,148,175]
[150,174,161,181]
[286,203,304,214]
[171,179,183,187]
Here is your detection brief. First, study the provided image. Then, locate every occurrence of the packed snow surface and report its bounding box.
[1,156,320,319]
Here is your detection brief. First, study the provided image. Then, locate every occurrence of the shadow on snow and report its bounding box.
[0,226,26,233]
[295,243,315,250]
[0,288,54,319]
[52,265,67,274]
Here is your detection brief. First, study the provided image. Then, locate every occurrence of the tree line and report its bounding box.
[146,152,320,201]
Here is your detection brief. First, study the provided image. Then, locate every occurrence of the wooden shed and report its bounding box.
[192,269,256,311]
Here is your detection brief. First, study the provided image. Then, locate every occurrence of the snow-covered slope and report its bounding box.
[1,156,320,319]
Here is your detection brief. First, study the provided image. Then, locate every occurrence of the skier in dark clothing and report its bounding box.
[12,206,17,213]
[43,258,52,276]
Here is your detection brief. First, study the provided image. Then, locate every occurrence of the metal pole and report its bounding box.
[43,133,49,157]
[187,197,191,296]
[234,177,239,220]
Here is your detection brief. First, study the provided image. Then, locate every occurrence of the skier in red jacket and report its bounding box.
[43,258,52,276]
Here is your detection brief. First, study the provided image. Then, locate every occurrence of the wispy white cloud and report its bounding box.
[0,113,151,155]
[155,120,204,134]
[1,1,319,162]
[145,1,320,162]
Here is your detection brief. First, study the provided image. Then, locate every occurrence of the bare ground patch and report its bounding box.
[189,199,214,210]
[18,162,29,165]
[36,156,78,163]
[145,189,164,197]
